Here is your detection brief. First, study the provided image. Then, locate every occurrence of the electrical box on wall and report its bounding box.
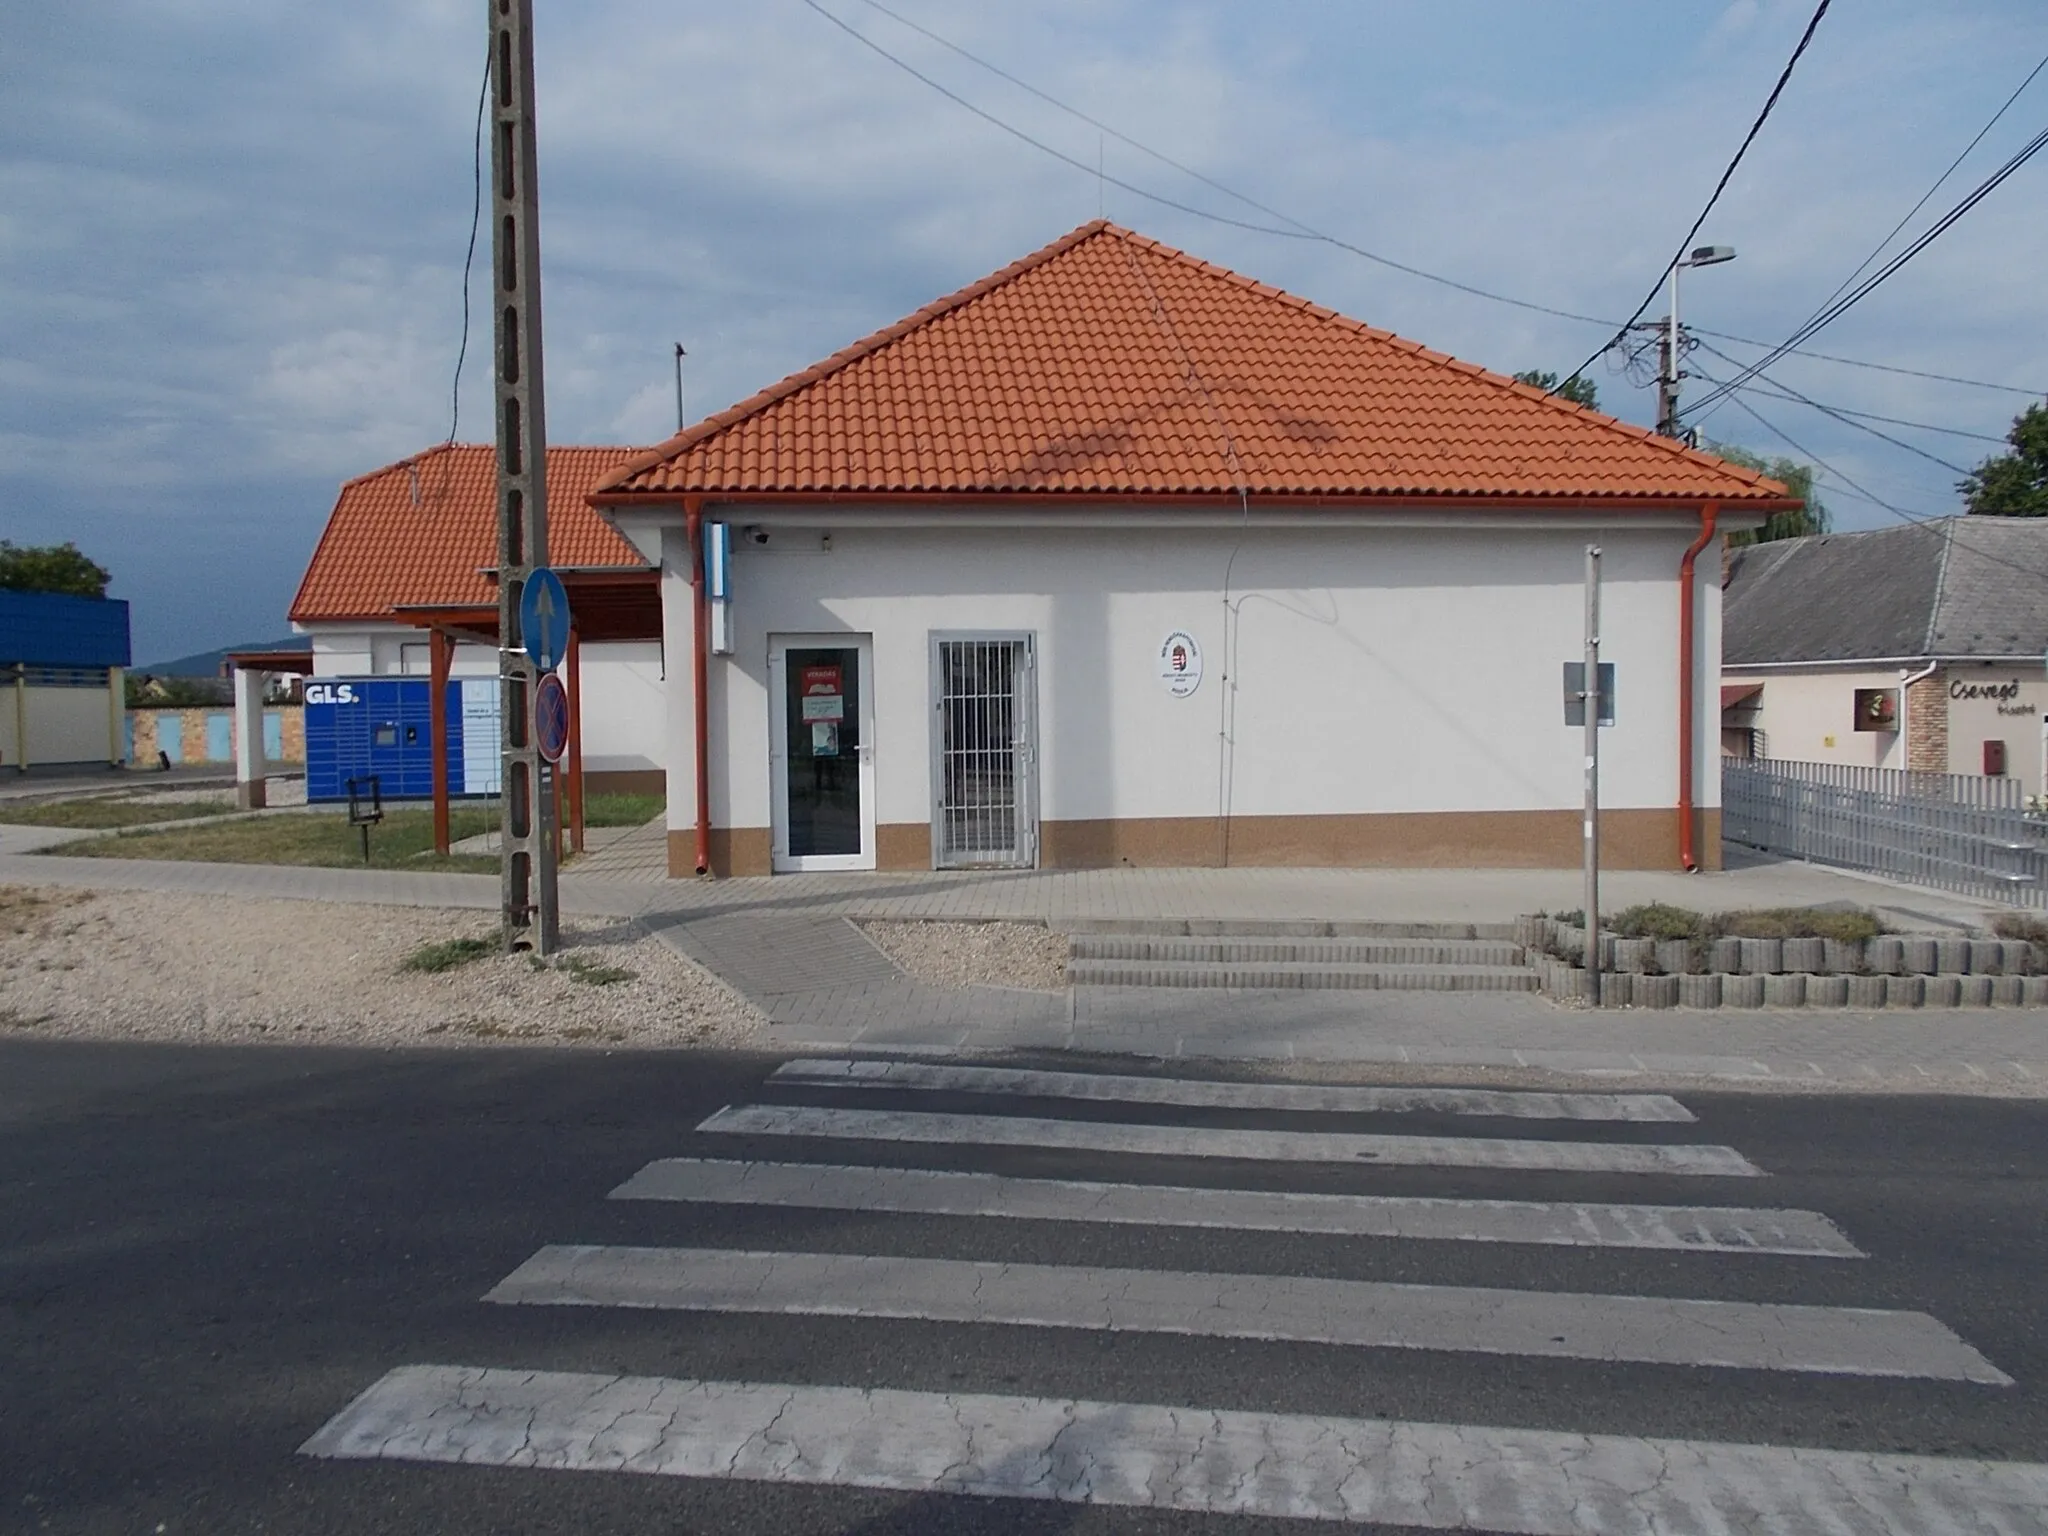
[1853,688,1898,732]
[704,521,734,655]
[1984,739,2008,777]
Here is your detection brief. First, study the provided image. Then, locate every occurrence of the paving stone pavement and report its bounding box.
[6,844,2048,1088]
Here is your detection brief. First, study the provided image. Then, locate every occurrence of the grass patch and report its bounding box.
[401,936,496,974]
[582,793,663,827]
[558,953,637,987]
[0,887,90,938]
[44,808,501,873]
[1586,903,1884,944]
[0,797,234,829]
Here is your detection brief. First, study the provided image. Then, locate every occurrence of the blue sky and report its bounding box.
[4,0,2045,660]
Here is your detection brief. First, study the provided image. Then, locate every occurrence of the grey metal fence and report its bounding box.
[1722,758,2048,906]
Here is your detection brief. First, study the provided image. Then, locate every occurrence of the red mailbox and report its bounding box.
[1983,740,2008,777]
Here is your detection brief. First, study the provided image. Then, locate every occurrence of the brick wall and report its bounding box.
[1906,668,1948,773]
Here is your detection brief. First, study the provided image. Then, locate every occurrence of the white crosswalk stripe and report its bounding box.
[303,1060,2028,1531]
[771,1057,1700,1121]
[304,1365,2048,1535]
[485,1243,2007,1381]
[700,1101,1764,1175]
[612,1156,1861,1255]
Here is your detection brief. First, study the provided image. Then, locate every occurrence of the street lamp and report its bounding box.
[1662,245,1737,438]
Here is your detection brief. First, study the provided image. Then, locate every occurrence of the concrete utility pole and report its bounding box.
[1583,544,1602,1007]
[490,0,559,953]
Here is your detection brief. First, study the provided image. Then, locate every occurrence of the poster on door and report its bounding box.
[799,664,844,723]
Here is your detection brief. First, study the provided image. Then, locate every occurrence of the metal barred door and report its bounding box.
[931,635,1036,868]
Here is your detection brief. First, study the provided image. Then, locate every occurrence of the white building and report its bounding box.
[595,223,1793,878]
[1724,517,2048,794]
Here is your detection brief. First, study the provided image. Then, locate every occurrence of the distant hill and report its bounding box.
[137,635,309,678]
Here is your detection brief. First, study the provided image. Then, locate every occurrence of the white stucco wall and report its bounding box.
[1732,666,1907,770]
[1941,662,2048,793]
[658,518,1716,844]
[303,625,665,777]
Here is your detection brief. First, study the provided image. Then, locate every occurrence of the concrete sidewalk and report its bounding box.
[5,844,2046,1090]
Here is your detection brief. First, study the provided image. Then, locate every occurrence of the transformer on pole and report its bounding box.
[489,0,559,953]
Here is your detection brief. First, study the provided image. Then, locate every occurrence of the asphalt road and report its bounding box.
[3,1038,2045,1534]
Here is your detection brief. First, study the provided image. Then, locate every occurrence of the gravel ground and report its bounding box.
[858,918,1069,992]
[0,885,764,1048]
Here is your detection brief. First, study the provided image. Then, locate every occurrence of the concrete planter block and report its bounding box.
[1677,973,1721,1008]
[1958,976,1995,1007]
[1885,974,1924,1008]
[1556,925,1584,959]
[1968,940,2005,976]
[1708,937,1744,974]
[1936,939,1972,975]
[1845,975,1887,1009]
[1923,975,1964,1008]
[1865,936,1904,975]
[1633,974,1680,1009]
[1821,938,1861,975]
[1514,914,1546,948]
[1722,974,1766,1008]
[1595,972,1628,1007]
[2001,940,2037,976]
[1763,973,1807,1007]
[1903,937,1939,975]
[1806,975,1850,1007]
[1991,976,2026,1006]
[2026,977,2048,1006]
[1739,937,1783,975]
[1781,937,1824,973]
[1655,939,1692,976]
[1613,938,1655,974]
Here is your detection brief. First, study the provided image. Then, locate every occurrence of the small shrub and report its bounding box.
[401,937,495,974]
[1992,912,2048,945]
[1715,907,1881,944]
[1609,903,1704,941]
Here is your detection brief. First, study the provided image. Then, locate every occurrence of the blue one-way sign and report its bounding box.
[519,568,570,672]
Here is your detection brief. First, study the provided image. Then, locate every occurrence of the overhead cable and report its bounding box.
[1553,0,1833,395]
[810,0,2047,398]
[1692,341,1972,474]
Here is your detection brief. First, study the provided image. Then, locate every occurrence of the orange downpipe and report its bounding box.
[686,497,712,875]
[1678,502,1720,871]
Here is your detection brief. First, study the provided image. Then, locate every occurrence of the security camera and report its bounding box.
[743,525,769,545]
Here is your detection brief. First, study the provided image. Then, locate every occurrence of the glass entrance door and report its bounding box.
[770,636,875,872]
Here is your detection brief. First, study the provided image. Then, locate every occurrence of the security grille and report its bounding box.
[932,636,1035,867]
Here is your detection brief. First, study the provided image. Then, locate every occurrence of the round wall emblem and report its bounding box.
[1158,631,1203,698]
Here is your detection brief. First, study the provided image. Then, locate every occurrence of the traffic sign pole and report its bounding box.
[490,0,558,956]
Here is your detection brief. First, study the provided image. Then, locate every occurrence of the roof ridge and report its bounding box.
[1927,516,1958,654]
[1106,227,1790,499]
[594,222,1118,495]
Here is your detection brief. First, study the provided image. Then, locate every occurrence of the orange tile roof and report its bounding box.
[291,444,647,624]
[597,222,1790,506]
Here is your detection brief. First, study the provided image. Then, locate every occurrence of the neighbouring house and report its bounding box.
[0,588,129,771]
[1723,516,2048,794]
[592,221,1795,878]
[284,443,663,807]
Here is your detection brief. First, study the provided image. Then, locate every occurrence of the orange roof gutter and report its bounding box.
[1678,503,1720,872]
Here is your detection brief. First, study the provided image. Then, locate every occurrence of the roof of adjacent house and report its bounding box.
[290,444,647,624]
[1724,517,2048,664]
[597,221,1792,506]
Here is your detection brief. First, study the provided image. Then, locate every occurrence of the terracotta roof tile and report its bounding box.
[290,444,645,623]
[597,222,1788,505]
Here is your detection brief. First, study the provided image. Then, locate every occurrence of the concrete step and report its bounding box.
[1069,935,1528,967]
[1060,918,1520,941]
[1066,958,1541,993]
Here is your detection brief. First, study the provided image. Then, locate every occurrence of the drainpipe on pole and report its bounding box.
[685,496,712,876]
[1677,502,1720,871]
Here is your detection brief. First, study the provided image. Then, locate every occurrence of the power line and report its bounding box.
[446,40,492,448]
[1706,371,2007,444]
[1686,120,2048,416]
[1554,0,1832,395]
[1692,340,1972,475]
[809,0,2048,400]
[1800,49,2048,340]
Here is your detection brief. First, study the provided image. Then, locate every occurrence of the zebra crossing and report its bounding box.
[302,1056,2047,1532]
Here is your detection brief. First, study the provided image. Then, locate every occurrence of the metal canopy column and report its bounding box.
[489,0,558,952]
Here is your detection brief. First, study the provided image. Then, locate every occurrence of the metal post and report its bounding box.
[1657,262,1680,438]
[674,343,687,434]
[1583,544,1603,1006]
[490,0,558,954]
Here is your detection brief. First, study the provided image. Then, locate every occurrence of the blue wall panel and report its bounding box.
[0,591,131,667]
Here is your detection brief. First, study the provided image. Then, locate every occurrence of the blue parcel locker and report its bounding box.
[303,677,470,802]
